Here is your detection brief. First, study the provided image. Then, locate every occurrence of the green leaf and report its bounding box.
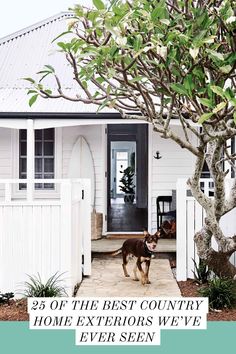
[202,36,216,44]
[82,81,88,89]
[93,0,105,10]
[198,112,213,124]
[226,52,236,65]
[134,34,142,51]
[23,77,35,84]
[151,1,169,22]
[219,65,232,74]
[57,42,68,51]
[109,45,119,58]
[44,65,55,73]
[183,75,194,97]
[199,98,214,108]
[44,89,52,95]
[130,76,145,83]
[207,49,224,61]
[97,98,110,112]
[27,90,37,95]
[230,98,236,107]
[37,70,50,74]
[52,31,72,43]
[224,88,235,100]
[171,67,182,78]
[212,101,226,114]
[210,85,225,99]
[29,94,38,107]
[170,83,189,96]
[192,67,205,80]
[73,4,84,17]
[160,19,170,25]
[96,77,105,84]
[106,85,111,95]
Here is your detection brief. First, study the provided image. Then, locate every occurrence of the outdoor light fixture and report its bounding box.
[154,151,162,159]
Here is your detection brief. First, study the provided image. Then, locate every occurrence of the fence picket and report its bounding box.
[186,200,195,279]
[177,178,236,281]
[176,179,187,281]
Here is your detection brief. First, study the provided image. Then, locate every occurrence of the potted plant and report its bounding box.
[119,166,135,203]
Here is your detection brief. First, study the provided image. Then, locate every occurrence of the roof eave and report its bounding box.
[0,11,74,45]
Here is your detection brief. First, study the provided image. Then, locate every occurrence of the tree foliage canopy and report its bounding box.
[28,0,236,128]
[27,0,236,276]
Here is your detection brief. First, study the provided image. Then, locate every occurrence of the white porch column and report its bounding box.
[27,119,35,201]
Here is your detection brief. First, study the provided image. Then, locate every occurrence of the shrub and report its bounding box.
[0,292,14,305]
[22,272,67,297]
[192,258,209,284]
[199,277,236,310]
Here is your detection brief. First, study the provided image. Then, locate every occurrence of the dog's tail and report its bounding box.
[111,248,122,256]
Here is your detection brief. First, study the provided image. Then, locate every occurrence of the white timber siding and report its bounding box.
[62,125,104,214]
[0,179,91,296]
[150,126,196,233]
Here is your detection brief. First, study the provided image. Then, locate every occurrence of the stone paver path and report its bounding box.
[77,257,181,297]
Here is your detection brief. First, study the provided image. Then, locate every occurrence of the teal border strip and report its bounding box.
[0,321,235,354]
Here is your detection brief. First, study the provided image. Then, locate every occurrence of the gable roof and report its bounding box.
[0,12,113,115]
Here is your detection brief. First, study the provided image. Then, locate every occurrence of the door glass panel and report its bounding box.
[108,124,148,232]
[116,152,128,194]
[110,141,136,203]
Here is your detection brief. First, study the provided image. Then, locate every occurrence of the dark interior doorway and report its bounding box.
[107,124,148,232]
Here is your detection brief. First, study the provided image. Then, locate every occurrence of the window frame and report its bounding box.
[12,127,62,199]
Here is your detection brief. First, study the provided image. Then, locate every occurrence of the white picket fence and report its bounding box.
[0,179,91,296]
[176,178,236,281]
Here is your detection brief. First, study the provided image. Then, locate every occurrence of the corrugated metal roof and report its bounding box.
[0,12,114,114]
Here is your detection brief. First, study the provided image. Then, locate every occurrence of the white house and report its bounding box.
[1,12,234,295]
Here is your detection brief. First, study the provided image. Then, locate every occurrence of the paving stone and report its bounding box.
[77,257,181,297]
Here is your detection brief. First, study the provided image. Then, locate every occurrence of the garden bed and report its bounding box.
[178,279,236,321]
[1,280,236,321]
[0,299,28,321]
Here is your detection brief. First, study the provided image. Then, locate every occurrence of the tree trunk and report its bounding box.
[194,230,236,278]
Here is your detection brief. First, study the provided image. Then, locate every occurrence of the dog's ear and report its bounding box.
[143,229,149,239]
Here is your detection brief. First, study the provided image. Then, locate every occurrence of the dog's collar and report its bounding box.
[144,241,153,257]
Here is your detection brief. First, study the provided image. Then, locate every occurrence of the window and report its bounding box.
[19,128,55,190]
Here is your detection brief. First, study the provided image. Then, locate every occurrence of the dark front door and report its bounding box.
[107,124,148,232]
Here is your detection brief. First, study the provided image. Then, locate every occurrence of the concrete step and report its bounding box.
[92,238,176,254]
[106,234,144,239]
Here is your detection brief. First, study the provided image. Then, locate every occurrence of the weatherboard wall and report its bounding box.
[0,123,195,233]
[150,125,196,233]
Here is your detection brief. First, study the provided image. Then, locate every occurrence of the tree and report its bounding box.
[119,166,135,196]
[27,0,236,278]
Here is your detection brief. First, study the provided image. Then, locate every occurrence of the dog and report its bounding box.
[159,219,176,239]
[112,230,160,285]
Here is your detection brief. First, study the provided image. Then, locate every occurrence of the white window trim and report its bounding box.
[11,127,62,199]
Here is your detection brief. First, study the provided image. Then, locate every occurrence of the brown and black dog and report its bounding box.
[112,230,160,285]
[159,219,176,239]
